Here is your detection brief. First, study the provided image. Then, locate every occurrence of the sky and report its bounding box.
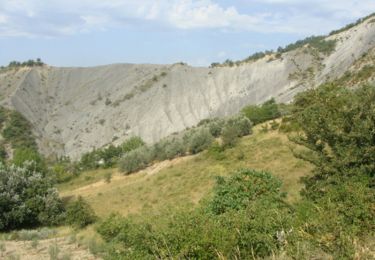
[0,0,374,67]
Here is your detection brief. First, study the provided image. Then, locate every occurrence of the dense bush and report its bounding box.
[152,138,185,161]
[207,169,285,215]
[65,196,97,229]
[185,128,214,154]
[119,146,153,174]
[242,98,281,125]
[0,162,64,231]
[208,119,225,137]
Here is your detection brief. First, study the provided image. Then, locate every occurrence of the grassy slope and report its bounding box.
[59,125,313,218]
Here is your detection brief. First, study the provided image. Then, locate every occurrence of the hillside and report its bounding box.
[0,17,375,159]
[58,124,313,217]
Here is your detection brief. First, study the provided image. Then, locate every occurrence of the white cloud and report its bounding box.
[0,0,374,37]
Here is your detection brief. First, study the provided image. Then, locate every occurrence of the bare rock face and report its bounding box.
[1,18,375,159]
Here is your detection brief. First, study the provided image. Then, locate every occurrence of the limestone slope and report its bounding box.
[1,18,375,159]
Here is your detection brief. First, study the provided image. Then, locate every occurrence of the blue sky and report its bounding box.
[0,0,374,67]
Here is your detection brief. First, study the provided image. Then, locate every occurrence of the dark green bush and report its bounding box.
[290,84,375,200]
[65,196,97,229]
[0,163,64,231]
[242,99,281,125]
[207,169,285,215]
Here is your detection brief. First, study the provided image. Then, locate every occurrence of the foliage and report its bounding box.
[12,148,47,173]
[290,84,375,200]
[242,98,281,125]
[152,137,185,161]
[78,136,145,171]
[277,36,336,55]
[186,128,214,154]
[119,146,153,174]
[65,196,97,229]
[6,58,44,68]
[2,110,37,151]
[51,157,80,183]
[121,136,145,153]
[207,169,285,215]
[208,119,225,137]
[221,124,239,147]
[97,169,292,259]
[0,162,64,231]
[284,83,375,258]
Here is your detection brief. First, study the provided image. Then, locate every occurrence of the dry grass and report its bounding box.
[59,126,313,218]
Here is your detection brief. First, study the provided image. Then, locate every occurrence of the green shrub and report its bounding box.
[0,163,64,231]
[242,99,281,125]
[220,115,253,148]
[152,138,185,161]
[12,148,47,173]
[119,146,152,174]
[121,136,145,153]
[207,142,226,160]
[186,129,214,154]
[225,115,253,137]
[207,169,285,215]
[221,124,239,148]
[290,84,375,200]
[208,119,225,137]
[65,196,97,229]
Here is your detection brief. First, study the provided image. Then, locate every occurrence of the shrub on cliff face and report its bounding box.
[0,162,64,231]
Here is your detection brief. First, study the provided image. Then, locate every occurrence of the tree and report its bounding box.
[290,84,375,200]
[0,162,64,230]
